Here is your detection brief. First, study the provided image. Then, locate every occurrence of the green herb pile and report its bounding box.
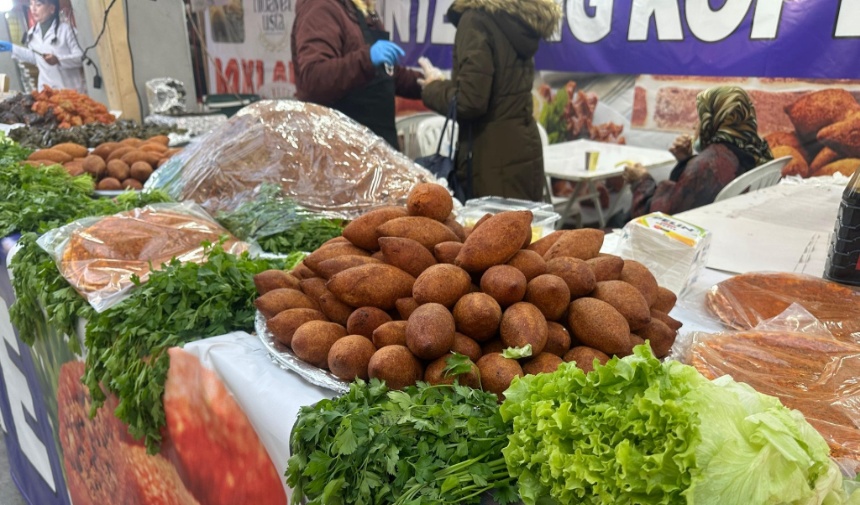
[9,119,181,149]
[287,379,518,505]
[217,184,344,254]
[9,190,174,351]
[500,345,848,505]
[83,243,301,453]
[0,153,174,238]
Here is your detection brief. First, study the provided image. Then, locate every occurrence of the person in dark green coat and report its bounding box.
[421,0,561,202]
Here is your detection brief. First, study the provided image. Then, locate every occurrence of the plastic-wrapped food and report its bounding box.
[706,272,860,342]
[145,100,437,219]
[37,202,249,312]
[617,212,712,296]
[686,319,860,468]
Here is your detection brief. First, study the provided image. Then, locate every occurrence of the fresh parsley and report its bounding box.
[216,184,344,254]
[82,243,302,453]
[8,189,173,353]
[287,379,518,505]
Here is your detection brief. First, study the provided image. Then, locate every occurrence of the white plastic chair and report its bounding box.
[539,123,582,228]
[714,155,792,203]
[415,115,458,159]
[395,112,439,159]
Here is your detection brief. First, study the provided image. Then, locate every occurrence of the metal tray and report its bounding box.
[92,190,125,198]
[255,311,350,394]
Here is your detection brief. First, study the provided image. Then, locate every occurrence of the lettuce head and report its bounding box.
[500,345,846,505]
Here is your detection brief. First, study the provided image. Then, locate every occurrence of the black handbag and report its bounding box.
[415,95,472,204]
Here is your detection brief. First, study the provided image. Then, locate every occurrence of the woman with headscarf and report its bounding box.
[624,86,773,218]
[419,0,563,202]
[0,0,86,93]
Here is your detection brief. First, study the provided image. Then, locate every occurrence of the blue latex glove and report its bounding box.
[369,40,404,67]
[0,41,11,52]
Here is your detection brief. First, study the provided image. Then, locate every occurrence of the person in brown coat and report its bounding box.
[420,0,562,202]
[291,0,424,148]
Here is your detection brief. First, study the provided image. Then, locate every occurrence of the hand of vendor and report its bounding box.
[0,41,11,52]
[369,40,404,68]
[622,163,648,184]
[42,53,59,66]
[417,57,445,88]
[670,134,693,162]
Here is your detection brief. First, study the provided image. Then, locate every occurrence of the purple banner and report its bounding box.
[388,0,860,80]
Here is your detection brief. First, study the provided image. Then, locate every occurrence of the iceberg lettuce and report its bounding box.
[500,345,847,505]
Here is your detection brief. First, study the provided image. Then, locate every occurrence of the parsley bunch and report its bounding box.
[8,233,94,353]
[287,379,518,505]
[0,155,174,237]
[82,244,302,453]
[216,184,344,254]
[8,190,173,351]
[0,164,95,237]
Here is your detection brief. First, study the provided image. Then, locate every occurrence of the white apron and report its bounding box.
[12,20,87,94]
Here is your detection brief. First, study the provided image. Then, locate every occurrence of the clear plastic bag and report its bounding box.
[145,100,438,219]
[705,271,860,343]
[37,202,250,312]
[679,305,860,470]
[616,212,712,297]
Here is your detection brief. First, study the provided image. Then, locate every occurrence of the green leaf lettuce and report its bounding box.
[500,345,847,505]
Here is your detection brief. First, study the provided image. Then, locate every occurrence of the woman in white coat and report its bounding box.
[0,0,86,93]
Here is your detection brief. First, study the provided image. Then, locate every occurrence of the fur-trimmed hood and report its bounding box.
[450,0,562,39]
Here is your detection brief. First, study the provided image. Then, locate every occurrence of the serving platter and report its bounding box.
[255,310,350,394]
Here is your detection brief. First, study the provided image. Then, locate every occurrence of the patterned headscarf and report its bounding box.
[696,86,773,166]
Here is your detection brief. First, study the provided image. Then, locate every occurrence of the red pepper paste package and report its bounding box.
[683,305,860,471]
[706,272,860,342]
[146,100,438,219]
[37,202,250,312]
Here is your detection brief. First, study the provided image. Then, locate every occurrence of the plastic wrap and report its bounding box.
[616,212,712,296]
[145,78,187,115]
[37,203,250,312]
[456,197,561,242]
[681,307,860,470]
[706,272,860,342]
[145,100,438,219]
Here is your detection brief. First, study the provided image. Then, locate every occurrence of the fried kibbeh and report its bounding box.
[818,115,860,158]
[764,131,806,159]
[810,147,840,173]
[815,158,860,177]
[771,145,809,178]
[785,89,860,140]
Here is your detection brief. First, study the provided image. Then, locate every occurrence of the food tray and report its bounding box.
[255,311,350,394]
[92,190,125,198]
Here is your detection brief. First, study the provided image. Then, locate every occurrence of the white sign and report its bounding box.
[204,0,297,98]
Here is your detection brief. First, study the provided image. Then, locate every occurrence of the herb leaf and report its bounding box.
[287,379,515,505]
[82,243,300,453]
[216,184,344,254]
[502,345,533,360]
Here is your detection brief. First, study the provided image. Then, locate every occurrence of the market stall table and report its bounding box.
[0,176,851,505]
[673,177,845,275]
[544,139,675,228]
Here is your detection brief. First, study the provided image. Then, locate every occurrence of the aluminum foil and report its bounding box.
[144,100,438,219]
[145,78,188,115]
[255,311,350,394]
[145,113,229,140]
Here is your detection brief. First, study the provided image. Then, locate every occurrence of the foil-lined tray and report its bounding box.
[255,311,350,394]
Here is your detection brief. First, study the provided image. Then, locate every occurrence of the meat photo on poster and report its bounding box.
[631,75,860,179]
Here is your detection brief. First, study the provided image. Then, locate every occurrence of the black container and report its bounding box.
[824,166,860,286]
